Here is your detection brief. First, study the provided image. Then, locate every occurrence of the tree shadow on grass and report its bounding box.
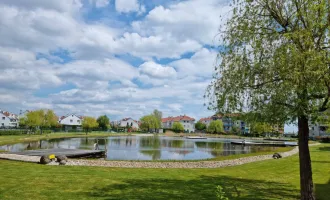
[318,147,330,152]
[315,179,330,200]
[84,175,299,200]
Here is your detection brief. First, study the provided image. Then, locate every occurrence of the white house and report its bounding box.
[162,115,195,133]
[119,118,139,129]
[0,110,19,128]
[59,114,83,131]
[309,122,328,137]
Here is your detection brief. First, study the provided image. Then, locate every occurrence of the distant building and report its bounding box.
[119,118,139,129]
[199,114,249,134]
[0,110,19,128]
[162,115,195,133]
[59,114,83,131]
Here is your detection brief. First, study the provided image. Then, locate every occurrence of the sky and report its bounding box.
[0,0,297,132]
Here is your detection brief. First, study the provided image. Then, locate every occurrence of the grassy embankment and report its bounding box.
[0,143,329,200]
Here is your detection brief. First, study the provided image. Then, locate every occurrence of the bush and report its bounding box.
[0,130,28,136]
[321,137,330,143]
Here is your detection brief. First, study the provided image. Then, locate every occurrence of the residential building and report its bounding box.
[0,110,19,128]
[199,114,249,134]
[59,114,83,131]
[309,122,328,137]
[119,118,139,129]
[162,115,195,133]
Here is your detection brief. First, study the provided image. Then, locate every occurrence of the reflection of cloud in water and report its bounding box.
[0,136,283,160]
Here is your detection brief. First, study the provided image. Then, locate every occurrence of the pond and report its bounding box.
[0,136,284,160]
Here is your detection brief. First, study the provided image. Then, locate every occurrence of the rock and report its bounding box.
[272,153,282,159]
[59,160,67,165]
[40,155,51,164]
[56,155,68,163]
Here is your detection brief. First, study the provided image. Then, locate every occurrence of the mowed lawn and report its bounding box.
[0,144,329,200]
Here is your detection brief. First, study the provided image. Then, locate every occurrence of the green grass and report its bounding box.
[0,144,329,200]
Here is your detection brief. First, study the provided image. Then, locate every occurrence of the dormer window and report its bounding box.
[70,119,73,123]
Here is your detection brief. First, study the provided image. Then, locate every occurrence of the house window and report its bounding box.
[77,120,80,123]
[1,123,4,126]
[2,117,5,120]
[70,119,73,123]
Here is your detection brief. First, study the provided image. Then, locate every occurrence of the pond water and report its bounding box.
[0,136,284,160]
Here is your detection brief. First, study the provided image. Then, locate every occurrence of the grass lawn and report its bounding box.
[0,144,329,200]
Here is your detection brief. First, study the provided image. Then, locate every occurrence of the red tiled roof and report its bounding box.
[199,117,212,122]
[162,115,195,123]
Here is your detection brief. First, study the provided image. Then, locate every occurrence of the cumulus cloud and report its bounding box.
[115,0,145,14]
[139,61,176,79]
[170,48,218,78]
[0,0,225,122]
[132,0,231,44]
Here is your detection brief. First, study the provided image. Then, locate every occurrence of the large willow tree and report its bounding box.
[208,1,329,199]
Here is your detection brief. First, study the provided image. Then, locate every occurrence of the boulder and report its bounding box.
[59,160,67,165]
[56,155,68,163]
[40,155,51,164]
[272,153,282,159]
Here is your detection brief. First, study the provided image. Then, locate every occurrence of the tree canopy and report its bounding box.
[207,1,330,199]
[21,109,58,133]
[207,120,224,134]
[153,109,162,128]
[82,117,98,134]
[172,122,184,133]
[97,115,110,131]
[250,122,272,135]
[140,115,160,131]
[195,121,207,131]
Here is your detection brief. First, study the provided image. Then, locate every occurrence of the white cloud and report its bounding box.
[132,0,231,44]
[139,61,176,79]
[115,0,144,13]
[170,48,217,77]
[116,33,201,59]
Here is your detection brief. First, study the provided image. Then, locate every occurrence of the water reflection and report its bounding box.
[0,136,283,161]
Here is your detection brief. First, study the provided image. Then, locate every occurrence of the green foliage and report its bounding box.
[250,122,272,135]
[97,115,110,131]
[216,185,229,200]
[207,1,330,197]
[140,115,160,131]
[82,117,99,134]
[231,125,240,135]
[172,122,184,133]
[153,109,162,128]
[207,120,224,134]
[23,109,58,133]
[207,0,330,123]
[195,121,207,131]
[0,130,28,136]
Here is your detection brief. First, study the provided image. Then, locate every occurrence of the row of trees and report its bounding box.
[19,109,111,134]
[195,120,224,134]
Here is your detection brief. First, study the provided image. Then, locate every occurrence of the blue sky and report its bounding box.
[0,0,297,132]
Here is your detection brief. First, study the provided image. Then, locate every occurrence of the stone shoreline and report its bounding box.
[0,144,320,168]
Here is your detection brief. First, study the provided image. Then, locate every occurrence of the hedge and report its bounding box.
[0,130,28,136]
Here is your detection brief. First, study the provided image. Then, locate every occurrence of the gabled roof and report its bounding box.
[162,115,195,123]
[199,117,212,122]
[121,118,138,123]
[59,114,83,122]
[0,110,18,120]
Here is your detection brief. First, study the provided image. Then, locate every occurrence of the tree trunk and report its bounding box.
[297,115,315,200]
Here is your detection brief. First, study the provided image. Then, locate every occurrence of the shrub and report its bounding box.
[0,130,28,136]
[321,137,330,143]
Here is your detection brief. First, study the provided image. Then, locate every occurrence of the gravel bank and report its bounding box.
[0,144,320,168]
